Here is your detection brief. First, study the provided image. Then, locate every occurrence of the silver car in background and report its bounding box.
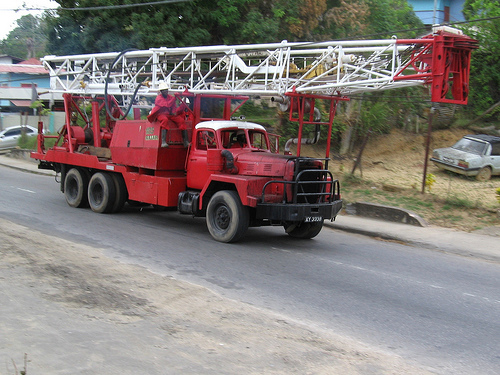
[0,125,39,150]
[431,134,500,181]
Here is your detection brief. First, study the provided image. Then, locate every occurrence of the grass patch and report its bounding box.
[444,196,477,209]
[17,133,58,151]
[442,214,465,223]
[339,172,499,232]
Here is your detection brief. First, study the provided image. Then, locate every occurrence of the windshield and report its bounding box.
[222,129,269,150]
[452,138,487,155]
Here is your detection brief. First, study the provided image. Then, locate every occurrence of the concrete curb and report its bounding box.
[0,151,54,176]
[345,202,428,227]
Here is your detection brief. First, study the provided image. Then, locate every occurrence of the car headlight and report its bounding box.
[458,159,469,168]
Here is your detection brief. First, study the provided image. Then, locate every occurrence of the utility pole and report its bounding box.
[421,106,435,194]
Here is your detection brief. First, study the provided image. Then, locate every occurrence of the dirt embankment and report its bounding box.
[353,128,498,205]
[303,128,500,232]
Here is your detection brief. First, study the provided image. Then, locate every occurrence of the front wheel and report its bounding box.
[284,219,324,239]
[206,190,249,243]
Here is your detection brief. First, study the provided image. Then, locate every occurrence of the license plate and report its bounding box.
[304,216,322,222]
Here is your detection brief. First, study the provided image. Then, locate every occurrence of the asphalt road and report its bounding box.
[1,165,499,374]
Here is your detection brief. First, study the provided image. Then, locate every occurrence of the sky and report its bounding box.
[0,0,57,40]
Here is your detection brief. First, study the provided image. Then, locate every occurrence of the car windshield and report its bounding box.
[452,138,487,155]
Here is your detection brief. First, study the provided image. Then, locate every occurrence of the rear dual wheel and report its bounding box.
[88,172,116,213]
[64,168,90,208]
[64,168,127,213]
[110,173,128,213]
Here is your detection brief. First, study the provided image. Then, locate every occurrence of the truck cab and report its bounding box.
[187,121,272,190]
[179,120,342,242]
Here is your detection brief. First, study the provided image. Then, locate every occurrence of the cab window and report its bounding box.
[196,130,217,150]
[249,130,268,150]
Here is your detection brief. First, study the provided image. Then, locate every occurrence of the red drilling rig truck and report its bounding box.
[31,27,477,242]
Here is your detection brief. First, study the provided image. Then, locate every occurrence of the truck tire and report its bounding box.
[64,168,89,208]
[206,190,249,243]
[284,219,324,239]
[88,172,116,213]
[110,173,128,213]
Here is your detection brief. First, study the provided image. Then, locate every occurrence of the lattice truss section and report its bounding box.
[42,28,476,102]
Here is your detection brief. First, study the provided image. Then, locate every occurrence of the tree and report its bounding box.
[322,0,371,39]
[0,14,48,59]
[45,0,285,53]
[461,0,500,120]
[44,10,85,55]
[319,0,422,40]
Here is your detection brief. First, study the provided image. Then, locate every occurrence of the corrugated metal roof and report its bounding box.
[20,58,42,65]
[10,100,32,107]
[0,64,48,74]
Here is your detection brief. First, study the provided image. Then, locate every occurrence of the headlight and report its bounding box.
[458,159,469,168]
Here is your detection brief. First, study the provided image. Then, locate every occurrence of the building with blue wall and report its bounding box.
[408,0,466,25]
[0,56,60,132]
[0,57,50,113]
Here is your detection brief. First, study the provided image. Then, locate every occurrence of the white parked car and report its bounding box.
[431,134,500,181]
[0,125,39,150]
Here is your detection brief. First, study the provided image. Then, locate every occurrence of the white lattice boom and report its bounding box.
[42,27,477,104]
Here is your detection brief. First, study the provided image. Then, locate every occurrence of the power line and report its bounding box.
[2,0,192,12]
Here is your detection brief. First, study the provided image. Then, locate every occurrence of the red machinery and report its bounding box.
[32,27,477,242]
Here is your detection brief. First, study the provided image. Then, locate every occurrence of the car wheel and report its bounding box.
[476,167,492,181]
[64,168,89,208]
[206,190,249,243]
[88,172,116,213]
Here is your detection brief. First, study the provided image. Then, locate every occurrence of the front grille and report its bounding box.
[294,169,333,204]
[260,160,340,205]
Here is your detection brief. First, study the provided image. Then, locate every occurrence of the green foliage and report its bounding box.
[360,101,392,134]
[240,9,280,43]
[461,0,500,120]
[42,0,425,54]
[45,10,85,55]
[46,0,283,52]
[18,132,58,151]
[18,131,32,150]
[425,173,436,192]
[365,0,423,38]
[238,101,264,117]
[0,14,48,58]
[320,0,423,40]
[444,195,477,209]
[30,101,52,116]
[496,187,500,204]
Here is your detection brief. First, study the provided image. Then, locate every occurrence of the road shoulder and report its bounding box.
[0,218,432,374]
